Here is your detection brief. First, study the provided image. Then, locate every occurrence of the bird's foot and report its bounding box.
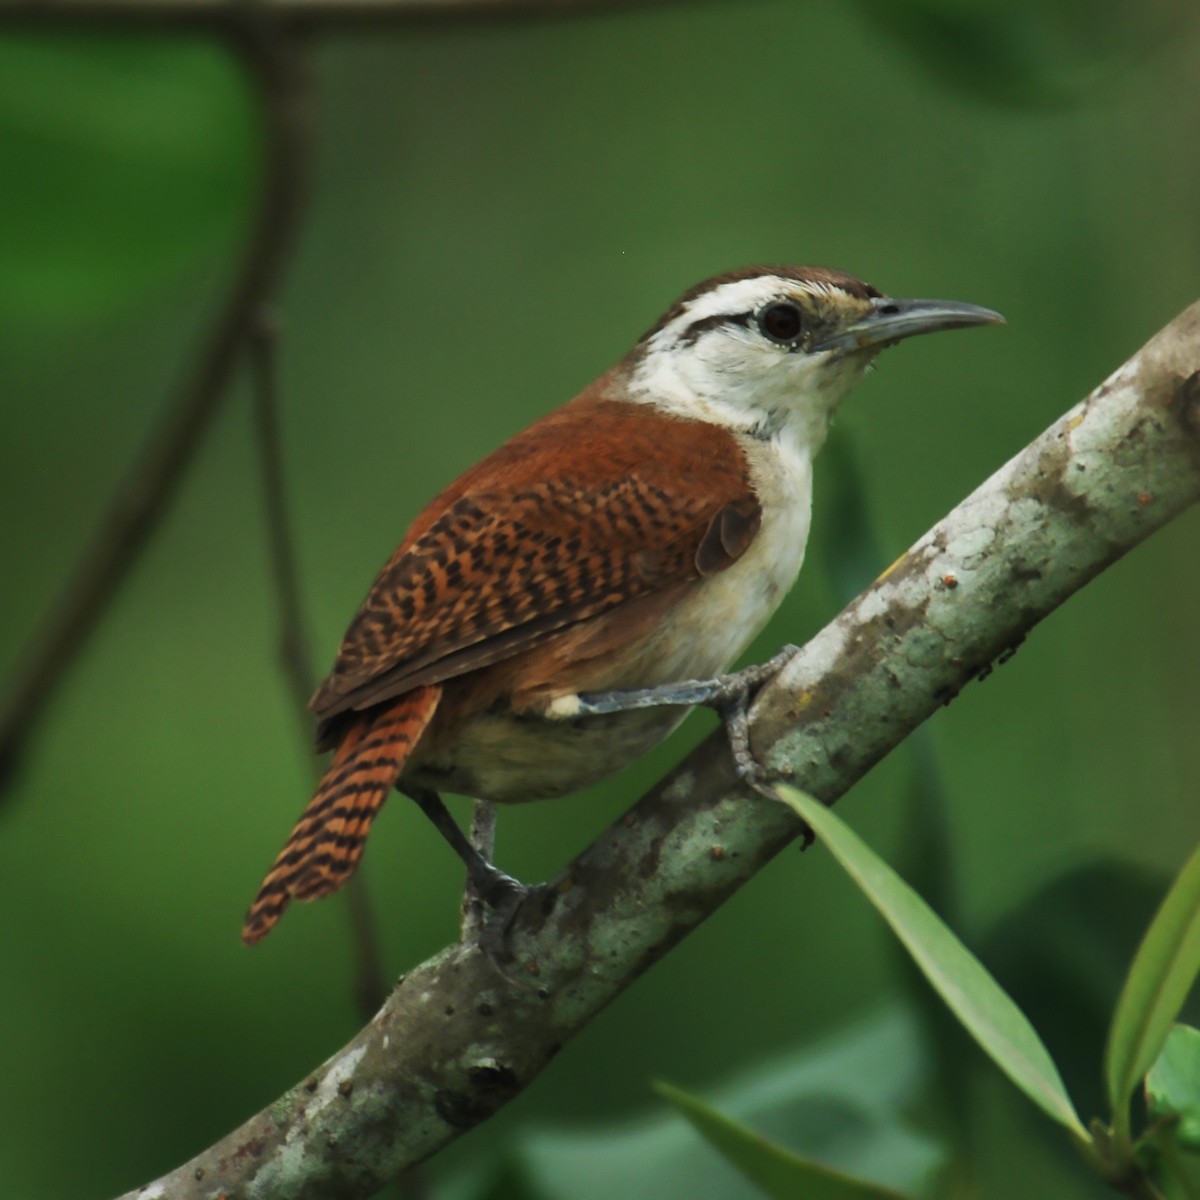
[467,861,528,912]
[698,644,800,792]
[576,644,800,792]
[461,851,545,979]
[407,786,533,961]
[473,873,539,972]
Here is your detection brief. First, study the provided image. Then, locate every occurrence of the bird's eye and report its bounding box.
[757,301,804,345]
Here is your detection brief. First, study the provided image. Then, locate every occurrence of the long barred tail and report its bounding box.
[241,686,441,945]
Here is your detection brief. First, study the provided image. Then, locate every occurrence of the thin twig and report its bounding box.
[248,306,317,722]
[0,19,314,797]
[116,303,1200,1200]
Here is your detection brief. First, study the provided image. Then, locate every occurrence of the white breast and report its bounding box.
[632,424,813,682]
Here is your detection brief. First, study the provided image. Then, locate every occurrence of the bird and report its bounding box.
[242,265,1002,944]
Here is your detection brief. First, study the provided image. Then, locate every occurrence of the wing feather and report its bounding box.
[310,395,761,736]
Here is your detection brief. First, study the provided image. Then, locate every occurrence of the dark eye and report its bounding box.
[757,301,803,344]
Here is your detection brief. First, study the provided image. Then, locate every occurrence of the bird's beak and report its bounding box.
[813,296,1005,354]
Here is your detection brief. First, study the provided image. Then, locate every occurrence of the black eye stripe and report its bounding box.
[675,301,807,348]
[678,311,753,347]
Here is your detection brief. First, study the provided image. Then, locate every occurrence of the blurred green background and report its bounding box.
[1,2,1198,1197]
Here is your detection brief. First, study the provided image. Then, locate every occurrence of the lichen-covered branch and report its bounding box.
[120,302,1200,1200]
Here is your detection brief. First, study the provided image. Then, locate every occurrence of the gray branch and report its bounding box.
[119,301,1200,1200]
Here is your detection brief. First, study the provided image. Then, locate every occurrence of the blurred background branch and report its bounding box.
[0,25,314,796]
[248,305,317,734]
[0,0,702,32]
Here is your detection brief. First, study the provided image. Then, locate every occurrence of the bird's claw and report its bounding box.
[706,644,800,790]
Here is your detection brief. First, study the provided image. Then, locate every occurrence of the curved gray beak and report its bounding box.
[813,296,1005,354]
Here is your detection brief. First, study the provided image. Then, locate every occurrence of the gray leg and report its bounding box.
[405,787,538,968]
[404,786,526,910]
[575,645,800,782]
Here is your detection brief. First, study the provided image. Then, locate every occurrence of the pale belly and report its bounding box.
[407,704,691,803]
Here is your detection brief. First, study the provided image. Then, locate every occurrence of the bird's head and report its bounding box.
[626,265,1003,447]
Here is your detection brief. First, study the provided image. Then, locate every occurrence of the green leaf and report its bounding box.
[775,786,1086,1139]
[654,1081,914,1200]
[1107,841,1200,1141]
[1145,1025,1200,1152]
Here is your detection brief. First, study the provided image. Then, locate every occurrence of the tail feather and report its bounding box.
[241,685,440,944]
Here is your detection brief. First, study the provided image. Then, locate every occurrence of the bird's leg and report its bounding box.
[574,644,800,788]
[405,788,535,968]
[460,798,499,942]
[404,786,527,911]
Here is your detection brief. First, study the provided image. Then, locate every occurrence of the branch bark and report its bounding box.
[0,30,314,794]
[118,303,1200,1200]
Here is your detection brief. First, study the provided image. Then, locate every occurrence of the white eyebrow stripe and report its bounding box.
[654,278,844,348]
